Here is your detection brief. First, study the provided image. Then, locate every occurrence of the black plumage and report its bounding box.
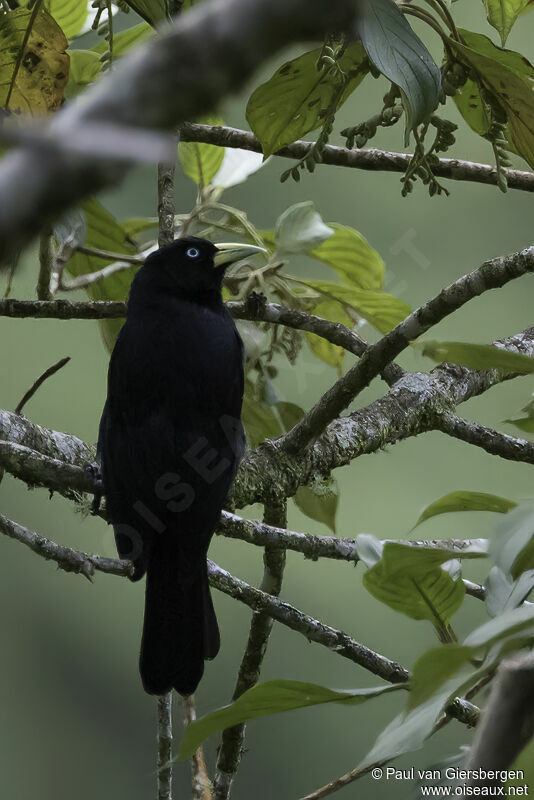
[97,236,260,695]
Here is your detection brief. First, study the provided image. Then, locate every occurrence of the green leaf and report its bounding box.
[310,224,384,291]
[409,645,476,710]
[92,21,152,57]
[453,77,491,137]
[482,0,532,44]
[120,0,167,26]
[28,0,88,39]
[493,504,534,579]
[298,279,411,335]
[451,30,534,168]
[464,603,534,648]
[504,416,534,433]
[294,476,339,534]
[421,340,534,373]
[67,23,153,97]
[120,217,159,239]
[355,0,441,141]
[178,679,404,760]
[178,116,225,187]
[362,540,487,628]
[410,604,534,709]
[246,43,368,157]
[275,202,333,256]
[485,566,534,617]
[240,378,280,447]
[0,8,69,114]
[413,491,517,528]
[276,401,304,433]
[64,199,137,350]
[305,300,353,372]
[452,76,518,158]
[358,675,469,771]
[65,49,101,96]
[362,603,534,770]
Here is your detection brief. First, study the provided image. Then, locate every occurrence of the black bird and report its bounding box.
[97,237,264,696]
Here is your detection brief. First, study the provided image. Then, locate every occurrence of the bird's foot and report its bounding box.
[84,461,104,515]
[245,291,267,317]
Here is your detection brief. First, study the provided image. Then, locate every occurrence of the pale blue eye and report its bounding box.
[186,247,200,259]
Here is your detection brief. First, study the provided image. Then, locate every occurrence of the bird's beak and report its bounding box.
[213,242,266,269]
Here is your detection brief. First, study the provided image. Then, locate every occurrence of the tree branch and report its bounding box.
[214,499,287,800]
[182,696,213,800]
[0,513,133,579]
[178,123,534,194]
[2,328,534,509]
[217,511,486,566]
[0,298,126,319]
[0,512,480,733]
[0,0,356,266]
[280,246,534,454]
[231,327,534,508]
[434,413,534,464]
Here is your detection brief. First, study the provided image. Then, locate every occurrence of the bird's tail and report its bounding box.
[139,540,219,696]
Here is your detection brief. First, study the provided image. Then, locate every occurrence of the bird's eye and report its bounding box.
[186,247,200,259]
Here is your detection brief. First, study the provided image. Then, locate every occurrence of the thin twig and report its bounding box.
[299,709,458,800]
[75,245,145,265]
[435,413,534,465]
[214,499,287,800]
[36,229,55,300]
[157,693,173,800]
[154,108,178,800]
[182,696,213,800]
[59,261,135,291]
[0,513,133,579]
[15,356,70,415]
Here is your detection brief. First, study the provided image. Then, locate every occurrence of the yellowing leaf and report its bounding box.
[246,43,368,157]
[0,8,69,114]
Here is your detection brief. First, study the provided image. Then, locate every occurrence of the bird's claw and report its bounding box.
[84,461,104,515]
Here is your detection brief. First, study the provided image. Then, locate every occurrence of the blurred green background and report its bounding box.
[1,4,533,799]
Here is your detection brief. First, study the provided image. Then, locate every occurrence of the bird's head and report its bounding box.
[138,236,265,299]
